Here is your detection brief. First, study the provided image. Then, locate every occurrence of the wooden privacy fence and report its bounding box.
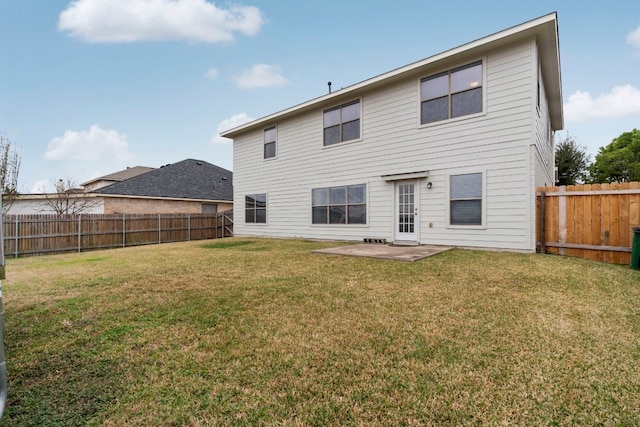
[537,182,640,265]
[2,212,234,258]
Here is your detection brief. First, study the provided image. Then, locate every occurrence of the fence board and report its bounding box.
[537,183,640,265]
[2,212,233,257]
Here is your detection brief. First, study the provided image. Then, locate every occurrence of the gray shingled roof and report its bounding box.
[81,166,155,186]
[96,159,233,201]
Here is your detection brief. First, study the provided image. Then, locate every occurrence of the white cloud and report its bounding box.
[45,124,134,162]
[212,113,254,144]
[234,64,288,89]
[205,68,219,79]
[30,179,52,194]
[564,84,640,122]
[58,0,264,43]
[627,25,640,50]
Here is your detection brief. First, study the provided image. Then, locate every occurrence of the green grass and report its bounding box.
[2,238,640,426]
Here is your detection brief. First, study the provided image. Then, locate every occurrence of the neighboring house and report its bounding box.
[6,193,104,215]
[96,159,233,214]
[82,166,155,192]
[221,13,562,252]
[7,159,233,215]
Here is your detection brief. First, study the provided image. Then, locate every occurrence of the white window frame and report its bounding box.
[244,193,267,225]
[445,170,486,229]
[418,58,486,127]
[264,126,277,160]
[311,183,368,226]
[322,99,362,147]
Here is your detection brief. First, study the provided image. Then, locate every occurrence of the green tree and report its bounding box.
[555,133,590,185]
[589,129,640,183]
[0,134,21,213]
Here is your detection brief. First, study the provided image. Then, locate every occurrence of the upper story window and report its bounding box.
[323,100,360,146]
[264,126,276,159]
[421,61,483,125]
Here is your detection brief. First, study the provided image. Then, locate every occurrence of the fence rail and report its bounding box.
[537,182,640,265]
[2,212,234,257]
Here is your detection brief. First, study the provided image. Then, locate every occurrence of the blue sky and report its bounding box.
[1,1,639,193]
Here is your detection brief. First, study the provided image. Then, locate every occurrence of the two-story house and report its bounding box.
[221,13,563,252]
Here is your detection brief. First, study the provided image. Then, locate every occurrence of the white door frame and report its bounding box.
[394,180,420,243]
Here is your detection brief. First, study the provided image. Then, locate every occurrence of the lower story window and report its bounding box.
[312,184,366,224]
[245,194,266,223]
[450,173,482,225]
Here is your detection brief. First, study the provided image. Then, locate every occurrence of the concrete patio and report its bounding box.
[313,243,453,262]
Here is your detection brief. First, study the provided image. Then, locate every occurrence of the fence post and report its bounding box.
[188,214,191,241]
[158,214,161,244]
[122,214,126,248]
[13,217,17,258]
[540,191,546,254]
[78,215,82,252]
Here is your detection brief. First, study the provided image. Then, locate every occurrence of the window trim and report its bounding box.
[322,99,362,147]
[311,183,368,226]
[263,125,277,160]
[445,170,486,229]
[244,193,267,225]
[418,59,486,127]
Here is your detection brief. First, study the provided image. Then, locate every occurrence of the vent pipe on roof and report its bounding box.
[328,81,332,93]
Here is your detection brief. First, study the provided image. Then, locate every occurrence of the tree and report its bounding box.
[0,134,21,213]
[589,129,640,183]
[40,179,101,215]
[554,133,590,185]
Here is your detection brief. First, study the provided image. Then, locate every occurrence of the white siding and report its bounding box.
[234,39,541,251]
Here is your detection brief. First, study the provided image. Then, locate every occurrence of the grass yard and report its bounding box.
[2,238,640,426]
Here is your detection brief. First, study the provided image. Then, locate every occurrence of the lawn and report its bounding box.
[2,238,640,426]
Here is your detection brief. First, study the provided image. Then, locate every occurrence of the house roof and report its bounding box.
[81,166,155,187]
[221,12,563,138]
[95,159,233,201]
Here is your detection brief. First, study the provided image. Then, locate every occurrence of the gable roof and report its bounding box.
[95,159,233,201]
[221,12,562,138]
[81,165,155,187]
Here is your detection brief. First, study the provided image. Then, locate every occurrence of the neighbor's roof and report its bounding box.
[96,159,233,201]
[221,12,563,138]
[81,165,155,187]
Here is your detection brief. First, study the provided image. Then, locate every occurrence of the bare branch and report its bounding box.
[40,179,102,215]
[0,134,21,213]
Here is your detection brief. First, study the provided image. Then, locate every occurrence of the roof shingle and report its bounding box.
[96,159,233,201]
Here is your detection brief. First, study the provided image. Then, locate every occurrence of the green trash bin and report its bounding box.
[632,227,640,270]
